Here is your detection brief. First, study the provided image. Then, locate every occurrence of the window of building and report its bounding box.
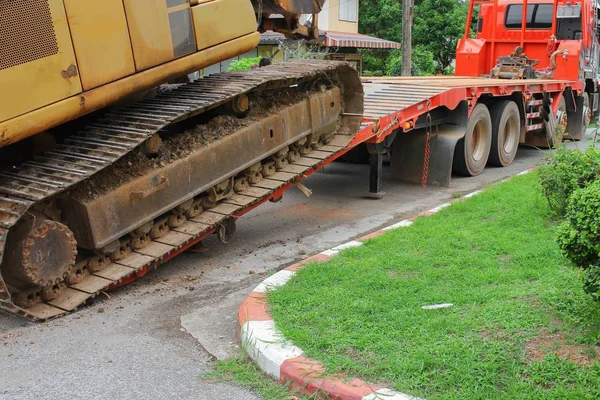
[339,0,357,23]
[505,4,553,29]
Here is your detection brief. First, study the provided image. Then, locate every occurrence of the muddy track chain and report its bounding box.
[0,61,362,321]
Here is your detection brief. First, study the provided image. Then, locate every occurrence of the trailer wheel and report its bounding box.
[565,93,588,140]
[487,101,520,167]
[453,104,492,176]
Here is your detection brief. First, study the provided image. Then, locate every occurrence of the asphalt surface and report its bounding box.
[0,138,589,399]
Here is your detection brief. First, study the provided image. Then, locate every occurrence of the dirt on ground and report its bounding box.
[524,329,600,366]
[72,88,311,202]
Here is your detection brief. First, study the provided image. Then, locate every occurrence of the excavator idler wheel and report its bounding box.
[234,177,250,193]
[15,288,42,309]
[3,218,77,288]
[151,218,170,239]
[42,281,67,302]
[66,260,90,285]
[111,239,132,261]
[217,218,236,244]
[262,161,277,177]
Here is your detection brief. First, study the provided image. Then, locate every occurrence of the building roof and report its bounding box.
[259,30,400,49]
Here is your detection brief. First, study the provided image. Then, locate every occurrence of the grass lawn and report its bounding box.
[268,173,600,400]
[205,359,309,400]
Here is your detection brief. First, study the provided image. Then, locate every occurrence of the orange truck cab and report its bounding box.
[456,0,599,103]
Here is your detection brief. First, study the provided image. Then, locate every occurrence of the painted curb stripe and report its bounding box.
[241,320,304,380]
[238,168,533,399]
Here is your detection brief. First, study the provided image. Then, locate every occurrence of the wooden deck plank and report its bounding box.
[224,194,257,207]
[210,202,240,216]
[308,150,334,160]
[281,164,309,174]
[267,171,297,182]
[192,211,225,226]
[294,157,321,167]
[27,303,66,320]
[319,145,343,152]
[155,230,193,247]
[173,220,210,236]
[48,288,92,311]
[135,241,174,258]
[241,187,271,198]
[71,275,113,294]
[93,263,134,282]
[115,253,155,270]
[253,179,284,190]
[328,135,354,147]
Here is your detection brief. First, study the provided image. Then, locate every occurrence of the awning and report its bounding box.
[323,31,401,49]
[259,30,400,50]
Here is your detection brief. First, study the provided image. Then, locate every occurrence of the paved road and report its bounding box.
[0,140,585,399]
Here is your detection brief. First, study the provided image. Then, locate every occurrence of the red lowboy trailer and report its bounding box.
[352,0,599,193]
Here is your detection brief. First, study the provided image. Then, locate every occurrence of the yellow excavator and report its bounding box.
[0,0,363,319]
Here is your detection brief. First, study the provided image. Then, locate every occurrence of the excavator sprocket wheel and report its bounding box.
[4,219,77,288]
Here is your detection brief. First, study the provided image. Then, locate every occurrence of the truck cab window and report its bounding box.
[505,4,553,29]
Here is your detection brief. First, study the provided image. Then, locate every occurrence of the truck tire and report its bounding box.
[565,93,588,140]
[487,100,520,167]
[453,103,492,176]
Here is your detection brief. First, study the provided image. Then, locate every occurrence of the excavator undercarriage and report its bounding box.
[0,61,363,320]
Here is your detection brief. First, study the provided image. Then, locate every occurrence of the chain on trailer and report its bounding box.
[421,99,433,189]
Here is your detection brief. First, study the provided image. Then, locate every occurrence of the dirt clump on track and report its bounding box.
[72,88,309,201]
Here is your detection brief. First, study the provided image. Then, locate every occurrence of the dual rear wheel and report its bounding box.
[453,101,520,176]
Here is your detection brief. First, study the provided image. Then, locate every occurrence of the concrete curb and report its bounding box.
[237,168,536,400]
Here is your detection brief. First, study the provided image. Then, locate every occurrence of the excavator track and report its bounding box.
[0,60,363,321]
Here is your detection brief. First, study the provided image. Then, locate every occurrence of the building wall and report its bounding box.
[320,0,358,33]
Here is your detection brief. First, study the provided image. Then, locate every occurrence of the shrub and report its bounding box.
[385,47,435,76]
[557,180,600,300]
[228,57,261,72]
[538,147,600,216]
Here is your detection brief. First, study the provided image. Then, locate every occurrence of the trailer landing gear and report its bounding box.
[366,143,385,199]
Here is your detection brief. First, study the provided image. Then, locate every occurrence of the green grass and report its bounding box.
[269,173,600,400]
[204,358,309,400]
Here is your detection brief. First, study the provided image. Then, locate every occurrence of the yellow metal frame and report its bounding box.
[0,33,260,147]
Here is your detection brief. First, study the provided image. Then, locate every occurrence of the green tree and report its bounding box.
[413,0,468,70]
[359,0,468,74]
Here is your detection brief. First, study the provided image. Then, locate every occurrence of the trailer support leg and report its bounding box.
[366,142,385,198]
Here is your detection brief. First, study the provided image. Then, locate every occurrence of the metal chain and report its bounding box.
[421,100,432,189]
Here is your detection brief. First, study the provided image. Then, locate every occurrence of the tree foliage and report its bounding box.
[359,0,468,75]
